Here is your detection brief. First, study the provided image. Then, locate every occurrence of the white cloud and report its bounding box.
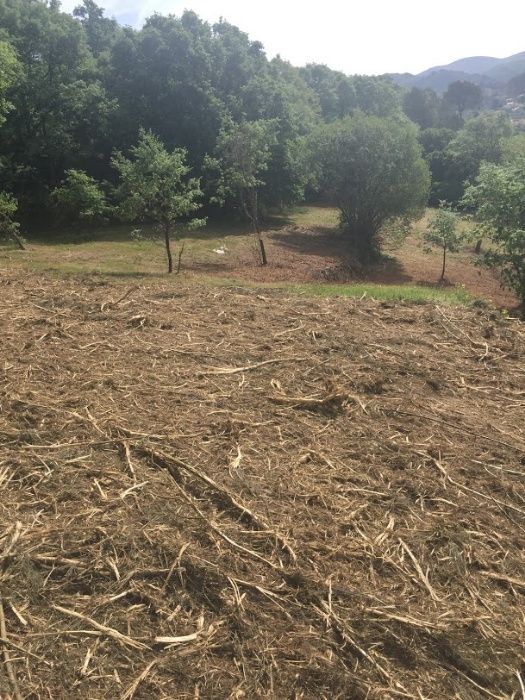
[62,0,525,75]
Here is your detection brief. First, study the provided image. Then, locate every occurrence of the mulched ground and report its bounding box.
[0,271,524,699]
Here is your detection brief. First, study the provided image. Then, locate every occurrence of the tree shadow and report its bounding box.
[270,227,345,255]
[270,227,413,285]
[25,217,257,245]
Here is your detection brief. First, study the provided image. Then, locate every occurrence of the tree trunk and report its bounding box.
[441,245,446,281]
[474,238,482,254]
[521,277,525,321]
[242,188,267,266]
[176,242,185,274]
[164,225,173,274]
[251,189,267,266]
[10,230,26,251]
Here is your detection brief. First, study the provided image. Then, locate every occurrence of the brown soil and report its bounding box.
[1,271,524,699]
[187,225,519,311]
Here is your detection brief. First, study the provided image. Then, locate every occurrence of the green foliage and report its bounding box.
[443,80,482,120]
[501,133,525,165]
[441,113,513,202]
[213,120,277,199]
[113,129,205,272]
[0,0,116,213]
[209,119,278,226]
[0,191,23,248]
[419,128,456,205]
[447,113,513,172]
[462,162,525,317]
[0,191,18,233]
[424,203,464,279]
[300,66,402,120]
[310,114,430,262]
[51,169,108,224]
[242,57,319,208]
[210,119,277,264]
[0,40,20,126]
[403,87,440,129]
[73,0,120,56]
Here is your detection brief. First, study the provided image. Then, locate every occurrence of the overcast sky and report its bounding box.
[61,0,525,75]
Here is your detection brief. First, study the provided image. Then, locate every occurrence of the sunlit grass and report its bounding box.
[205,277,474,305]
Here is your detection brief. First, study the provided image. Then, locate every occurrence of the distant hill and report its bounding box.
[387,51,525,93]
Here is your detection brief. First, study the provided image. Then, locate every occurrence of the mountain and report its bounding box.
[387,51,525,93]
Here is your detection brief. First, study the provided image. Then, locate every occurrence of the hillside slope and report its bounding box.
[1,273,524,699]
[389,50,525,91]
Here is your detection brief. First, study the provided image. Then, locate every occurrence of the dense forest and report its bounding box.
[0,0,524,306]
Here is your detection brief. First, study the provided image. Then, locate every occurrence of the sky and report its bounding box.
[61,0,525,75]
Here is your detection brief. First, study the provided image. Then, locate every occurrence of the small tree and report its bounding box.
[113,130,205,273]
[211,119,277,266]
[310,114,430,263]
[462,162,525,319]
[51,169,108,224]
[0,192,25,250]
[424,203,464,280]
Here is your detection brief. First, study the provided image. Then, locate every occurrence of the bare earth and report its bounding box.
[0,271,524,699]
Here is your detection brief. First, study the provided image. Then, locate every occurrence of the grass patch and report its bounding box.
[204,277,474,305]
[284,205,339,229]
[0,205,490,308]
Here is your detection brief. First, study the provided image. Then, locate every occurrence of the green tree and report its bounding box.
[443,80,482,121]
[51,169,108,224]
[462,162,525,319]
[424,203,464,280]
[73,0,120,57]
[443,113,513,203]
[403,87,440,129]
[419,128,456,204]
[113,130,205,273]
[0,192,25,249]
[211,119,277,265]
[0,41,20,126]
[241,57,319,209]
[501,133,525,165]
[310,114,430,262]
[0,0,116,214]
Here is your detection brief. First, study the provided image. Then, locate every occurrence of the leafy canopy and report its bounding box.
[113,129,205,231]
[211,119,277,201]
[51,169,108,224]
[0,41,20,126]
[311,113,430,261]
[462,162,525,317]
[443,80,482,120]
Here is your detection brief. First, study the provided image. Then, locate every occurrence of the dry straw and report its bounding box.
[0,270,524,698]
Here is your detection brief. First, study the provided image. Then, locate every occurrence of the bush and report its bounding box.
[0,192,24,249]
[52,170,109,224]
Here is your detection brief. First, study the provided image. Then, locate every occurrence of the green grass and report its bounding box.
[0,205,480,307]
[206,277,473,304]
[285,205,339,229]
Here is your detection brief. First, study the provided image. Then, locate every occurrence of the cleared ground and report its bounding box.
[0,271,524,699]
[0,207,519,312]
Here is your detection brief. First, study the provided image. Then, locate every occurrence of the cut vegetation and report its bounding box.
[0,272,523,698]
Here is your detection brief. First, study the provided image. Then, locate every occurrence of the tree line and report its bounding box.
[0,0,523,314]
